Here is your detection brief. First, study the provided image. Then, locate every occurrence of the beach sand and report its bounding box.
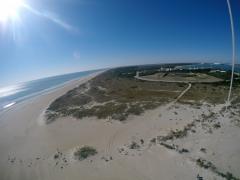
[0,72,239,180]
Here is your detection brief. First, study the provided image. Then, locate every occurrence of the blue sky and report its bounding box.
[0,0,239,86]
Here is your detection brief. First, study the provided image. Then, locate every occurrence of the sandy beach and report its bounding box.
[1,0,240,178]
[0,71,239,180]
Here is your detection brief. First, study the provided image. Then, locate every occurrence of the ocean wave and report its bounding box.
[3,102,16,109]
[0,84,27,98]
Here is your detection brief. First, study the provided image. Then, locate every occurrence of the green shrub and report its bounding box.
[74,146,97,160]
[129,141,140,149]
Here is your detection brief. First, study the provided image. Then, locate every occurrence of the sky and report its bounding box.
[0,0,239,86]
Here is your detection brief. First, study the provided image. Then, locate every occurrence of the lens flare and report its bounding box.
[0,0,23,23]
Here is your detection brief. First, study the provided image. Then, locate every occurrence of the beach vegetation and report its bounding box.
[129,141,140,150]
[74,146,97,160]
[45,65,240,123]
[196,158,240,180]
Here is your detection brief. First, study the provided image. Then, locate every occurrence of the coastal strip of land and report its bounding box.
[0,66,239,180]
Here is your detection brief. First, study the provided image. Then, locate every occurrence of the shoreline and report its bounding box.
[0,71,104,117]
[0,70,106,179]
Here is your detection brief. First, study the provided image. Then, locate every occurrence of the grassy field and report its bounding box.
[142,72,224,83]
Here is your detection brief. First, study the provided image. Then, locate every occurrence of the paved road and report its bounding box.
[135,74,188,83]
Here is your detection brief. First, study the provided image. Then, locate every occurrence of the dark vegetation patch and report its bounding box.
[150,137,156,144]
[196,158,240,180]
[213,122,221,129]
[74,146,97,160]
[72,102,128,120]
[129,141,141,150]
[159,142,189,154]
[208,70,240,85]
[157,122,195,142]
[149,122,195,154]
[45,111,59,124]
[200,148,207,153]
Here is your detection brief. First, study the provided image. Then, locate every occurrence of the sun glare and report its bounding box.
[0,0,23,22]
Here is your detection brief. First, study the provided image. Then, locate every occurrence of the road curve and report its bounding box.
[134,72,192,103]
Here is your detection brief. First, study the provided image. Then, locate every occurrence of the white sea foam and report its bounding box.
[0,84,27,98]
[3,102,16,109]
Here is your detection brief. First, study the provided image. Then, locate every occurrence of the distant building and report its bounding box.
[210,70,219,73]
[159,67,171,72]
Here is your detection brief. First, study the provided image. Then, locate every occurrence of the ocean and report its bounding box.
[0,70,100,111]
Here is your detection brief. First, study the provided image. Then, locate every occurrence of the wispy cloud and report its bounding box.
[22,3,78,32]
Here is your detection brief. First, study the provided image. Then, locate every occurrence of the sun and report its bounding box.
[0,0,23,22]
